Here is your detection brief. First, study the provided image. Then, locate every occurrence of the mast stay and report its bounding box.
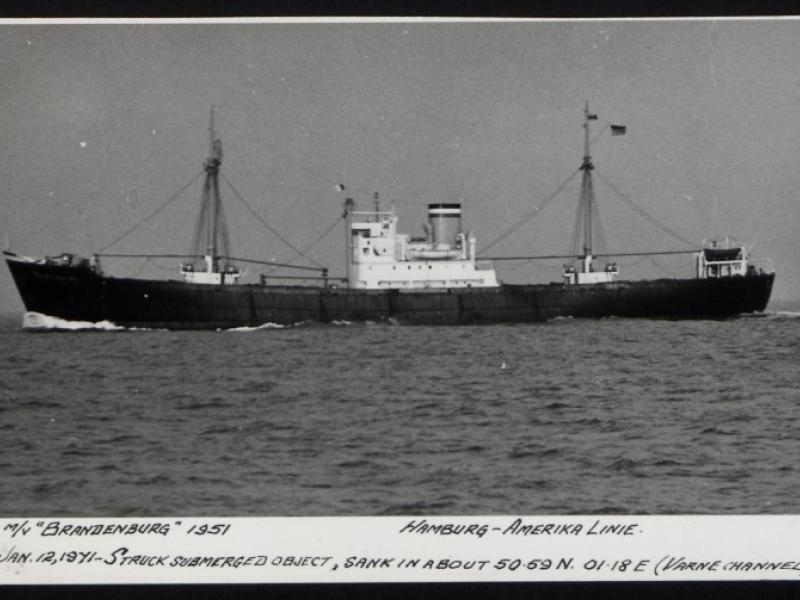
[93,107,333,285]
[480,102,698,282]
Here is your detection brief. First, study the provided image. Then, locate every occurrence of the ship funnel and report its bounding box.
[428,203,462,248]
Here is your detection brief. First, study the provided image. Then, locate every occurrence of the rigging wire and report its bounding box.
[568,177,585,259]
[268,214,344,273]
[569,165,610,262]
[484,250,696,261]
[95,253,201,258]
[616,253,650,268]
[589,124,609,147]
[143,257,182,272]
[479,166,582,255]
[220,173,324,269]
[214,176,234,268]
[18,114,211,243]
[589,177,610,260]
[231,124,345,190]
[189,177,211,264]
[595,170,697,248]
[229,129,387,203]
[98,170,204,253]
[217,255,324,272]
[131,257,149,278]
[647,255,695,276]
[746,205,762,254]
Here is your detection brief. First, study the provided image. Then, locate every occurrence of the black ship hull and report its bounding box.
[6,256,775,329]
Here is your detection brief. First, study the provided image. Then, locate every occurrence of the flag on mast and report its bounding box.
[611,124,626,135]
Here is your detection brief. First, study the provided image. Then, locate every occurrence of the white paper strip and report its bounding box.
[2,516,800,584]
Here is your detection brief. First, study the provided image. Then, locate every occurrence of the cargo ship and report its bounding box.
[4,105,775,329]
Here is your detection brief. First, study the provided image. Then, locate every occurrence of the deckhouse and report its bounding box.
[344,199,499,290]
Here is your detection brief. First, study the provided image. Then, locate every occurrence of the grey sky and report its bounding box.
[1,19,798,312]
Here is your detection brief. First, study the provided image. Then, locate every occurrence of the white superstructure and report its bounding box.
[695,238,773,279]
[344,199,499,290]
[562,256,619,284]
[181,259,241,285]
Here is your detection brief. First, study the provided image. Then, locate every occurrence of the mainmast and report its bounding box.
[580,100,596,272]
[562,102,619,285]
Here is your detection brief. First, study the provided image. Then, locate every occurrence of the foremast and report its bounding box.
[182,108,241,285]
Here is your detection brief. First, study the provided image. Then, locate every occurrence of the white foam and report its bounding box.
[21,312,164,331]
[22,312,127,331]
[226,322,287,332]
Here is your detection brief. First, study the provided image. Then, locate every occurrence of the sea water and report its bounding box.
[1,307,799,516]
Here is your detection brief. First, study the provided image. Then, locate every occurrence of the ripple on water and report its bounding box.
[1,313,799,515]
